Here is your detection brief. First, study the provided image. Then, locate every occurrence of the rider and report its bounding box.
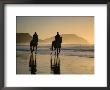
[55,32,62,45]
[55,32,60,43]
[32,32,38,44]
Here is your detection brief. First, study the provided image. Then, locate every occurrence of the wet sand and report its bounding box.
[16,52,94,74]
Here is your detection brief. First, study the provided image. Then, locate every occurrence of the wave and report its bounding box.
[16,45,94,58]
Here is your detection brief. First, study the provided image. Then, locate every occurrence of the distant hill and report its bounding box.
[16,33,88,45]
[16,33,42,45]
[42,34,88,44]
[16,33,32,44]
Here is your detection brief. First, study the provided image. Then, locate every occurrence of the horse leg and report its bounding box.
[36,45,37,53]
[57,48,58,55]
[33,46,34,51]
[59,48,61,54]
[30,46,32,53]
[31,46,33,53]
[58,48,59,54]
[54,48,56,55]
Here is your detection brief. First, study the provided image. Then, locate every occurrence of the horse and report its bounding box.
[51,37,62,55]
[30,39,38,53]
[55,41,61,55]
[50,40,61,55]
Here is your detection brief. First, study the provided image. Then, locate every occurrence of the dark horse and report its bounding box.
[30,40,38,53]
[51,37,62,55]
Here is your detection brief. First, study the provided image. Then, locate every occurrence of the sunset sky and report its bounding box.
[16,16,94,44]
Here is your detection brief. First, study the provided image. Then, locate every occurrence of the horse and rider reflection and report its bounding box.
[50,55,60,74]
[29,53,37,74]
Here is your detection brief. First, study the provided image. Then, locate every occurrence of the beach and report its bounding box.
[16,45,94,74]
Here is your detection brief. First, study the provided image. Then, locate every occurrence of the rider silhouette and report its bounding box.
[32,32,38,43]
[55,32,62,47]
[55,32,60,43]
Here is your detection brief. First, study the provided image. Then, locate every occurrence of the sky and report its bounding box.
[16,16,94,44]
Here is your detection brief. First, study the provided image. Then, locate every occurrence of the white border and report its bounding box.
[5,4,107,87]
